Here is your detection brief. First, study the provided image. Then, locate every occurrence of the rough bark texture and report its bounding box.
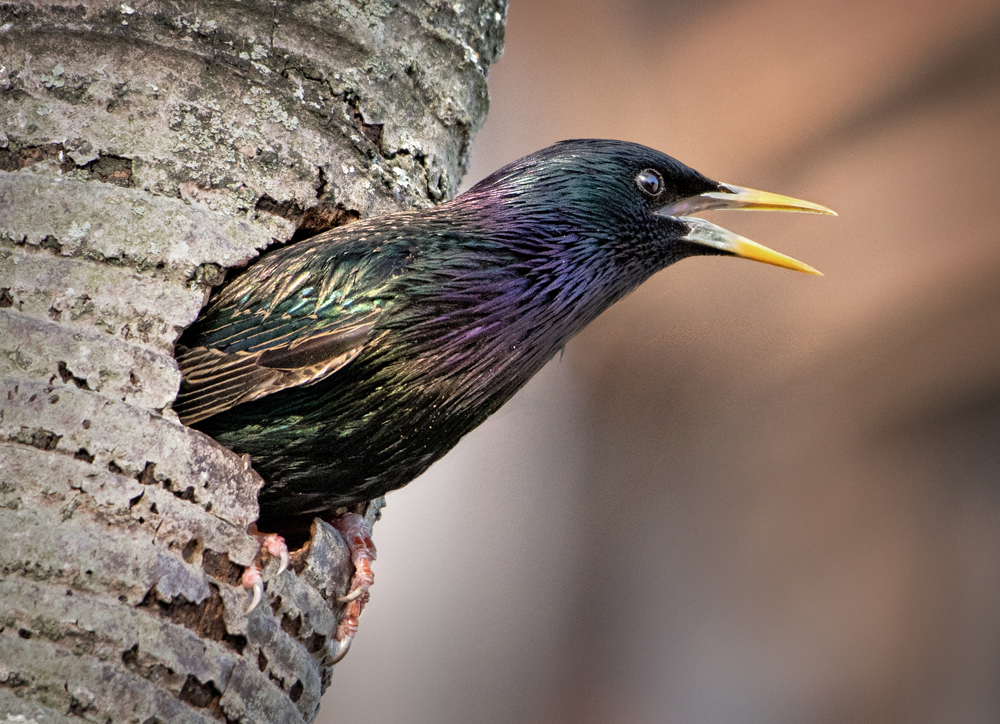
[0,1,506,721]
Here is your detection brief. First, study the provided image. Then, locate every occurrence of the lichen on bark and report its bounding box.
[0,1,506,721]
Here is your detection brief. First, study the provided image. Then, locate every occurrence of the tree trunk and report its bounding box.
[0,1,505,721]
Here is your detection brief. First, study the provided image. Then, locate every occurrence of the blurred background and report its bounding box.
[323,1,1000,722]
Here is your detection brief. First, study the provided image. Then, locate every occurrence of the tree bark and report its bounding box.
[0,1,505,721]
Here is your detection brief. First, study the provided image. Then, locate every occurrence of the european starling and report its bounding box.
[174,139,832,635]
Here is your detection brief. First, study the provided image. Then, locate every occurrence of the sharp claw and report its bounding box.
[246,579,263,614]
[258,533,289,573]
[330,636,353,665]
[241,532,287,615]
[337,587,364,603]
[329,512,375,641]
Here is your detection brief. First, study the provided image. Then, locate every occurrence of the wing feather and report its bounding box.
[174,223,418,425]
[174,329,371,424]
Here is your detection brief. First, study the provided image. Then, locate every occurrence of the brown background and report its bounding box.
[322,1,1000,722]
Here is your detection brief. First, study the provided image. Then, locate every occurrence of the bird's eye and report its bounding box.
[635,169,664,197]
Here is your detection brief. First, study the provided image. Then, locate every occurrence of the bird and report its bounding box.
[173,139,833,645]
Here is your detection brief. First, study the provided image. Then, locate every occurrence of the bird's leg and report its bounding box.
[242,524,289,613]
[330,511,377,647]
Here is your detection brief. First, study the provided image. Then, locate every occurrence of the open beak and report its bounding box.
[661,184,835,276]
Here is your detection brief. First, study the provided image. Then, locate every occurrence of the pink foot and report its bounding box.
[243,530,289,613]
[330,512,376,653]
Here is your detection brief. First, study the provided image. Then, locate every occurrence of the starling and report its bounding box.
[174,139,833,636]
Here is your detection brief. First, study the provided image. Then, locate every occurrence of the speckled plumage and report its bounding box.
[175,140,808,532]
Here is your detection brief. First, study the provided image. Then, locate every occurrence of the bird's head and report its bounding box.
[464,139,834,277]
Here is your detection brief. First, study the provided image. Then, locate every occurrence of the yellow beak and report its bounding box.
[664,184,835,276]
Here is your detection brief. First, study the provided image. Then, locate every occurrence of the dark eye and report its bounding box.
[635,169,663,197]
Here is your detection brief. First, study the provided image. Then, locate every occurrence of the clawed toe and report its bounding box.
[330,512,376,648]
[243,563,265,614]
[238,513,377,662]
[260,532,290,575]
[337,586,365,603]
[242,530,289,613]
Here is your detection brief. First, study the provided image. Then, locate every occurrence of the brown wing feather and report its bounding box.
[173,227,415,425]
[174,321,373,424]
[257,324,372,370]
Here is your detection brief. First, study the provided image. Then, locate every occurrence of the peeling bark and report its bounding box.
[0,1,506,721]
